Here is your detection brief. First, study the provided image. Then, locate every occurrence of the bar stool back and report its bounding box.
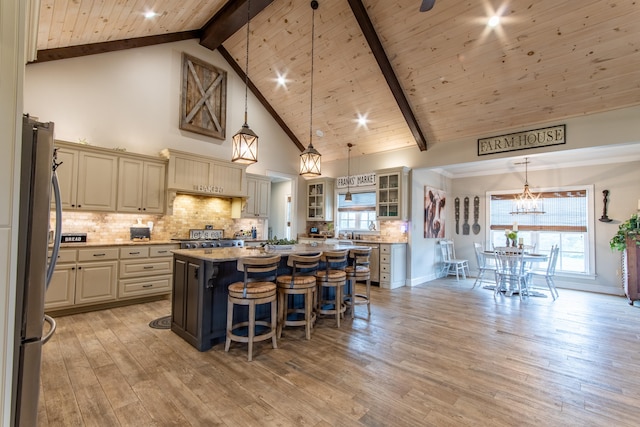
[225,255,281,361]
[315,249,348,327]
[276,253,321,339]
[344,247,372,318]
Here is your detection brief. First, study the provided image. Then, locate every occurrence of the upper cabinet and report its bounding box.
[161,149,247,198]
[117,158,166,214]
[232,174,270,218]
[306,178,335,221]
[54,140,167,214]
[376,167,409,221]
[54,144,118,212]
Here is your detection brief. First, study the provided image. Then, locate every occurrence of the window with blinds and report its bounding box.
[337,192,377,231]
[488,186,592,275]
[490,190,587,232]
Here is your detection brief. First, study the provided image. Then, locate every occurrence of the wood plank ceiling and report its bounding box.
[34,0,640,163]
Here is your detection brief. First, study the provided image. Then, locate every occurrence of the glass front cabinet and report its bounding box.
[376,167,409,220]
[306,178,334,221]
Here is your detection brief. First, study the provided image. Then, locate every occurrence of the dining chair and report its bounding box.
[472,242,496,288]
[494,250,530,300]
[439,240,470,280]
[528,245,560,300]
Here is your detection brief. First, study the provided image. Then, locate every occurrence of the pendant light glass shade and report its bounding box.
[232,0,258,164]
[300,0,322,177]
[231,124,258,164]
[300,142,321,177]
[511,157,545,214]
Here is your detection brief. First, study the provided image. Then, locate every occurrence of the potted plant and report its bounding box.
[610,213,640,251]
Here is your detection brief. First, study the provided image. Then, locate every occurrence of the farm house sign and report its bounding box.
[477,125,565,156]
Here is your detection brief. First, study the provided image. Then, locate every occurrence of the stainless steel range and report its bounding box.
[175,238,244,249]
[172,229,244,249]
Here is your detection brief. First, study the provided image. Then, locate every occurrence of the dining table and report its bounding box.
[482,250,548,297]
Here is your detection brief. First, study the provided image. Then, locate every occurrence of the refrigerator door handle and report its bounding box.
[46,167,62,288]
[42,314,57,344]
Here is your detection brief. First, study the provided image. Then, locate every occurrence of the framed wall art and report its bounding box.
[425,186,446,238]
[180,53,227,139]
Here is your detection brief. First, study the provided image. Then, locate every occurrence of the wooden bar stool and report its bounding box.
[225,255,281,361]
[315,249,348,327]
[276,253,321,340]
[344,247,372,318]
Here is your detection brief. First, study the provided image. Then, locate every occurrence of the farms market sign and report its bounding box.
[477,125,565,156]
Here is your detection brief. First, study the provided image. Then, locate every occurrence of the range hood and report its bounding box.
[161,149,248,213]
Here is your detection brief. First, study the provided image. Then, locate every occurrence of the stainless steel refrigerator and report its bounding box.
[11,115,62,426]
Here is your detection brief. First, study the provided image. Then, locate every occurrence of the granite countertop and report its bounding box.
[53,240,178,248]
[171,243,373,262]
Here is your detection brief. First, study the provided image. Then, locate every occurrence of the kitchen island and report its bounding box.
[170,244,364,351]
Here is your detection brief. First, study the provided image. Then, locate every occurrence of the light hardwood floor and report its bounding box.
[38,280,640,426]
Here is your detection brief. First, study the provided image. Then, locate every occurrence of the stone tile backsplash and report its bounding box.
[50,194,258,244]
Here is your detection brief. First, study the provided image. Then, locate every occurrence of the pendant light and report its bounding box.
[345,143,353,202]
[299,0,322,177]
[231,0,258,164]
[511,157,545,214]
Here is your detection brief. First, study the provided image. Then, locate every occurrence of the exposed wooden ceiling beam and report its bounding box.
[33,31,199,63]
[218,46,305,152]
[200,0,275,51]
[347,0,428,151]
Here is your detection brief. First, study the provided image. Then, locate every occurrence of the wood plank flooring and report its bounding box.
[38,279,640,426]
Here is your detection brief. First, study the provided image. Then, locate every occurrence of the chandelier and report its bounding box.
[299,0,322,177]
[511,157,545,214]
[231,0,258,164]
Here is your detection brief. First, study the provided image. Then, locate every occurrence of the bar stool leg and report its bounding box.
[248,300,255,361]
[304,289,312,339]
[225,299,233,352]
[270,298,278,349]
[277,291,285,339]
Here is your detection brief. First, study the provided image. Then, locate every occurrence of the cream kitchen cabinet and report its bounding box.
[118,244,175,299]
[376,167,409,221]
[232,174,271,218]
[44,249,77,309]
[54,143,118,212]
[306,178,335,221]
[161,148,247,197]
[45,247,119,310]
[117,157,167,214]
[379,243,406,289]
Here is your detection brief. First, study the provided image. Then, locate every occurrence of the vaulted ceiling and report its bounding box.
[34,0,640,164]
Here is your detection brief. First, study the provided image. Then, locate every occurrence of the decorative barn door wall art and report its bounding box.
[180,53,227,139]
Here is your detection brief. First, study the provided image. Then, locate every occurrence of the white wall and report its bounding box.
[23,39,301,177]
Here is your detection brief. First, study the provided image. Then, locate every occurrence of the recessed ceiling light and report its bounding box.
[355,113,369,128]
[275,72,287,88]
[316,130,324,137]
[144,11,158,19]
[488,15,500,27]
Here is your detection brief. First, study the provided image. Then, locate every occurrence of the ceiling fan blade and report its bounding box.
[419,0,435,12]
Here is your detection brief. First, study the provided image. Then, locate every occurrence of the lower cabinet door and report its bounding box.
[44,264,76,309]
[75,261,118,304]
